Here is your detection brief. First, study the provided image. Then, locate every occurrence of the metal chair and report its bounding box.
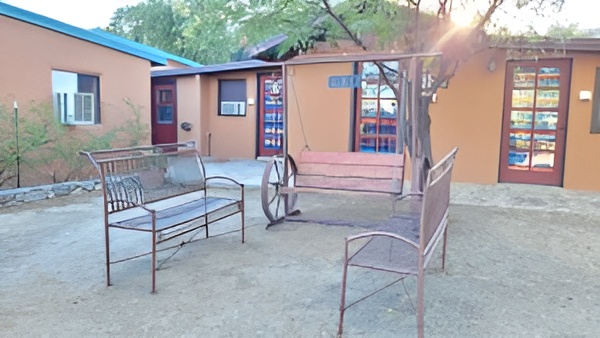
[337,147,458,337]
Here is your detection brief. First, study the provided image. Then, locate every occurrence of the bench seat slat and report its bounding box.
[297,163,403,179]
[109,196,239,231]
[299,151,404,166]
[295,175,403,194]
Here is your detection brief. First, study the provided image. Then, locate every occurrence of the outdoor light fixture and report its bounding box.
[487,60,497,72]
[180,122,193,132]
[579,90,592,101]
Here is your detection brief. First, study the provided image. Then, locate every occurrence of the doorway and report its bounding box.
[257,73,284,157]
[151,79,178,145]
[499,59,571,186]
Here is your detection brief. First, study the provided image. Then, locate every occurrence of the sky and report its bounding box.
[2,0,599,33]
[2,0,142,29]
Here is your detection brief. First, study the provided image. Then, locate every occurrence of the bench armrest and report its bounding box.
[205,176,244,188]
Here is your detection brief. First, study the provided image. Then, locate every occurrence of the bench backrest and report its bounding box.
[419,147,458,266]
[81,142,206,213]
[295,151,405,195]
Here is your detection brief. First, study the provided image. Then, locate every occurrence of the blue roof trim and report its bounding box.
[152,60,282,77]
[0,2,168,65]
[89,28,202,67]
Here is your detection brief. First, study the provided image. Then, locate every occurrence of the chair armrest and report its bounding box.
[346,231,419,249]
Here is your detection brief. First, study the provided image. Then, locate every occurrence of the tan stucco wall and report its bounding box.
[431,50,600,191]
[429,49,507,184]
[282,50,600,191]
[175,75,202,147]
[0,15,151,142]
[159,50,600,191]
[201,71,260,159]
[563,54,600,191]
[287,63,354,158]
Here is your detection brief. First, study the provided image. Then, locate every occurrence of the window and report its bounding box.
[52,70,100,125]
[157,89,174,124]
[355,62,400,154]
[218,79,246,116]
[591,67,600,133]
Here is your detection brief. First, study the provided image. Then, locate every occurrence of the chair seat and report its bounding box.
[348,213,421,274]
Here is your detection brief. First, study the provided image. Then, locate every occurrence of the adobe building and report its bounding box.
[153,41,600,192]
[0,2,199,141]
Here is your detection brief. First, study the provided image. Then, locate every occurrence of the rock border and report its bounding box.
[0,180,101,207]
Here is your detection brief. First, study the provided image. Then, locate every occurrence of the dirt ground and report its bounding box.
[1,185,600,337]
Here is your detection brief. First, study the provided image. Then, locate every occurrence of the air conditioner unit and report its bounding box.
[72,93,94,123]
[220,101,246,116]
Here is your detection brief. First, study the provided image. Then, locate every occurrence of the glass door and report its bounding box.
[499,59,571,186]
[258,73,283,157]
[356,62,399,154]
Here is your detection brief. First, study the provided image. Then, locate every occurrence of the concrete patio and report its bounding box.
[1,159,599,337]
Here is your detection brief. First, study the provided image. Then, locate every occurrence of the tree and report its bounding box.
[107,0,566,190]
[305,0,567,191]
[545,23,584,39]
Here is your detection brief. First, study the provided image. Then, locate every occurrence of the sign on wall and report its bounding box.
[328,75,362,88]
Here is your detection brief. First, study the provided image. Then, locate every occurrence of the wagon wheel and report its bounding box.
[261,155,299,226]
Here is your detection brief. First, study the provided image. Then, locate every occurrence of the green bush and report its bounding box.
[0,99,149,188]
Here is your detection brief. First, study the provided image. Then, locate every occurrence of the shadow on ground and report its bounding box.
[1,174,599,337]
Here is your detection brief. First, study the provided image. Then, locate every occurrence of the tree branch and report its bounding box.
[475,0,504,31]
[320,0,367,51]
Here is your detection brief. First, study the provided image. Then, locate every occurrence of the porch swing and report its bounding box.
[260,52,445,226]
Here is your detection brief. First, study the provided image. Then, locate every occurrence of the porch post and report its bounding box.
[409,58,423,193]
[282,64,288,159]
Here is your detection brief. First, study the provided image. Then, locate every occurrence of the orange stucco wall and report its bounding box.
[163,50,600,192]
[283,50,600,191]
[431,50,600,191]
[0,15,151,141]
[562,54,600,191]
[200,71,260,159]
[175,75,202,146]
[287,63,354,158]
[429,49,507,184]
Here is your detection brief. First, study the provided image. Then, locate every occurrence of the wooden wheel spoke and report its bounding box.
[261,155,299,224]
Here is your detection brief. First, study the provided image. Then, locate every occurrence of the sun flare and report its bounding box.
[451,10,475,27]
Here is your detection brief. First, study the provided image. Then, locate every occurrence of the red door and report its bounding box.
[499,59,571,186]
[151,82,178,145]
[258,73,283,157]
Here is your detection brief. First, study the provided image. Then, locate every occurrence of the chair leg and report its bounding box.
[441,226,449,271]
[151,230,157,294]
[337,241,350,337]
[417,266,425,338]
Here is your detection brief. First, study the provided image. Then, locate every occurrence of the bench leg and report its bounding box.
[241,205,245,244]
[105,225,111,287]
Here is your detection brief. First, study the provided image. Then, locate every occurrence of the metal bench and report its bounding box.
[261,151,405,225]
[337,147,458,337]
[81,142,244,293]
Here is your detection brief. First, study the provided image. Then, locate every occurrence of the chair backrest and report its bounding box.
[419,147,458,264]
[81,142,206,213]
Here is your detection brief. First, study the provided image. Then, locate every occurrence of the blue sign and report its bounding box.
[328,75,362,88]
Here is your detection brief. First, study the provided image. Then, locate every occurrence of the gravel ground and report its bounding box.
[1,185,599,337]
